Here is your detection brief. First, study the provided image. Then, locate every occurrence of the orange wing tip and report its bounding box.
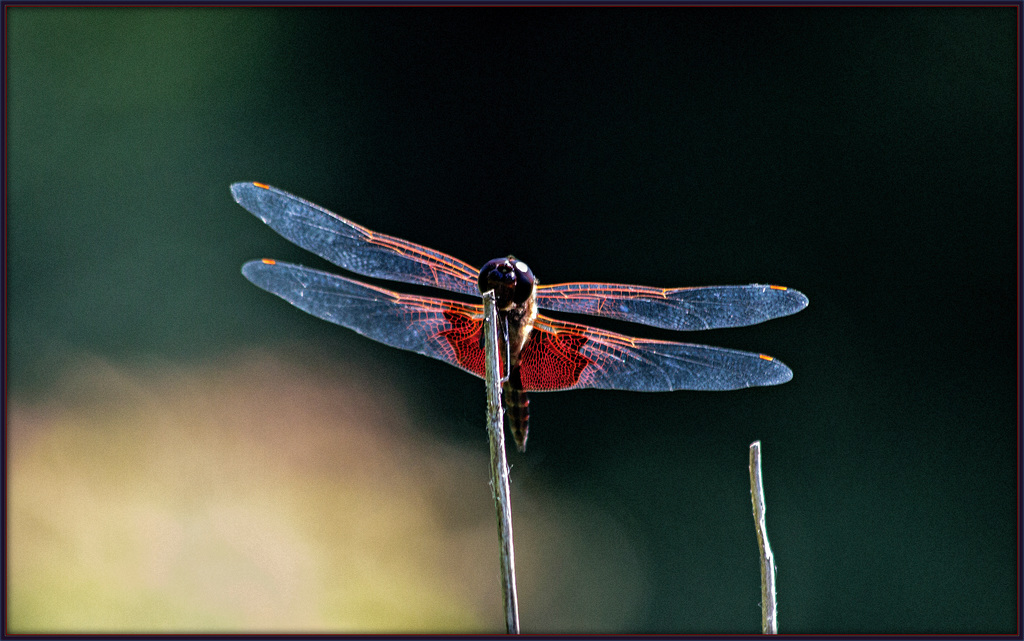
[253,182,271,190]
[261,258,277,265]
[758,354,775,361]
[769,285,788,291]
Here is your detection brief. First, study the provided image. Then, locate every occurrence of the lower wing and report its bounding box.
[242,258,487,378]
[242,259,794,392]
[520,316,793,392]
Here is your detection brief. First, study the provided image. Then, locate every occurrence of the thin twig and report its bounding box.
[482,290,520,634]
[749,441,778,634]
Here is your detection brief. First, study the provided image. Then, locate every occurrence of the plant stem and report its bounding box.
[482,290,520,634]
[749,440,777,634]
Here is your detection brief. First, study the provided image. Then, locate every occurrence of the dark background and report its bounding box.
[8,7,1016,633]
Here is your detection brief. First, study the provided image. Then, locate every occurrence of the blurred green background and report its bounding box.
[7,7,1015,633]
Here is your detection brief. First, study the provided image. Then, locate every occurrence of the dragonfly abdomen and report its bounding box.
[503,367,530,452]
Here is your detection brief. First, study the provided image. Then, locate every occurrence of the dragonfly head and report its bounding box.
[478,255,536,308]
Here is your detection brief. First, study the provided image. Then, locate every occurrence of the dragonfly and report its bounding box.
[235,181,808,452]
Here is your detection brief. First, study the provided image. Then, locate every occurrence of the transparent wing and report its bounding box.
[233,182,480,297]
[517,315,794,392]
[536,282,808,331]
[242,260,794,394]
[242,259,488,377]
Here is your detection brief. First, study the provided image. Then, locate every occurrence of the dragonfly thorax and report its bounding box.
[478,256,536,309]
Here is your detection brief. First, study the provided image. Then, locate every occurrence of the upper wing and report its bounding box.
[233,182,480,297]
[536,282,808,331]
[242,259,489,378]
[517,315,794,392]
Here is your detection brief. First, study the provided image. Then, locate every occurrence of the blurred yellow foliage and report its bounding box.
[8,351,648,633]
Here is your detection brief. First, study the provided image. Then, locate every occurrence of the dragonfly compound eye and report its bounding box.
[510,258,536,304]
[478,257,520,306]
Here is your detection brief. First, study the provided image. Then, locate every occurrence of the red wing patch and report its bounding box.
[441,311,593,391]
[440,310,487,378]
[518,325,592,391]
